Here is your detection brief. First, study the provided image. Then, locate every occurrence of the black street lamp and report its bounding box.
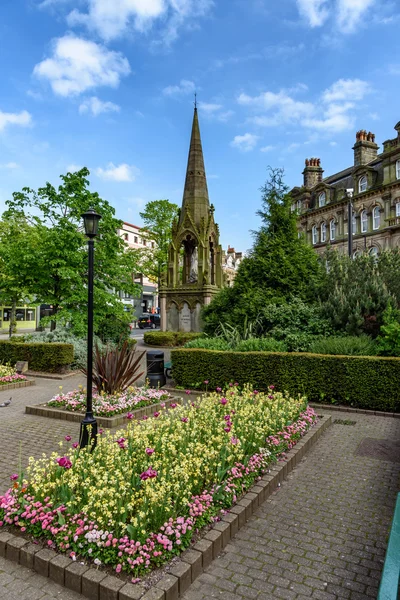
[80,208,102,449]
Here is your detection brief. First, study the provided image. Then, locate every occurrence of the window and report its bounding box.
[26,309,35,322]
[396,160,400,180]
[134,236,138,243]
[321,222,326,243]
[151,242,155,248]
[352,213,357,235]
[16,309,25,321]
[361,210,368,233]
[373,206,380,230]
[369,247,378,258]
[353,250,361,259]
[143,239,147,246]
[297,200,302,212]
[312,225,318,245]
[318,192,326,207]
[330,219,336,241]
[359,175,367,193]
[396,202,400,217]
[124,233,128,241]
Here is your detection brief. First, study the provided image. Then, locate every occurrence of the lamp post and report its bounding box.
[347,190,354,259]
[80,208,102,449]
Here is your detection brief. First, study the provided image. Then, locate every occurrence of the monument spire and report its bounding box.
[180,105,210,227]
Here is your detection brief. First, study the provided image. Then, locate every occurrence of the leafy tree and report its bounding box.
[139,199,179,284]
[203,168,323,334]
[376,304,400,356]
[0,216,40,336]
[4,168,141,335]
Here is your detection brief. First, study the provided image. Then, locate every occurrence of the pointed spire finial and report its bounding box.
[194,92,197,110]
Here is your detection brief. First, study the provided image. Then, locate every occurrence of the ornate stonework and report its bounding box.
[159,108,224,332]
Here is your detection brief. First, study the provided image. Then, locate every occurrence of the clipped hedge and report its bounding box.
[144,331,202,347]
[171,348,400,412]
[0,341,74,373]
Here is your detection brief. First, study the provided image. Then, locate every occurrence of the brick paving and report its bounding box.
[0,376,399,600]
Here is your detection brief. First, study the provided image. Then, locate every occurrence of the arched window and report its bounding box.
[373,206,380,230]
[396,202,400,218]
[330,219,336,241]
[369,246,378,258]
[312,225,318,245]
[396,160,400,180]
[359,176,368,193]
[318,192,326,207]
[321,222,326,243]
[297,200,302,212]
[353,250,361,259]
[361,210,368,233]
[352,212,357,235]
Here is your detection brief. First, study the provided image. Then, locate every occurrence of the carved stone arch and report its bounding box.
[368,240,383,252]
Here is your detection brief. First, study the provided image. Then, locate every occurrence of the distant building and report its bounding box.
[292,121,400,257]
[222,246,242,286]
[118,222,158,319]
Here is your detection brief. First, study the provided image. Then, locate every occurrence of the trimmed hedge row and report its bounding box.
[0,341,74,373]
[144,331,202,347]
[171,349,400,412]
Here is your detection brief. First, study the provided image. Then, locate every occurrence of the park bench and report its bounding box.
[164,361,172,379]
[377,492,400,600]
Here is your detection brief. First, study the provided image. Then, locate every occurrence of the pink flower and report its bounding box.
[216,387,222,392]
[64,435,72,442]
[185,390,191,395]
[220,398,227,405]
[57,456,72,469]
[145,448,154,455]
[181,417,188,423]
[230,437,239,445]
[99,428,104,435]
[170,403,177,408]
[224,426,231,433]
[140,467,157,481]
[203,380,209,385]
[10,474,18,481]
[269,385,275,390]
[153,412,160,418]
[126,412,133,420]
[72,442,79,449]
[131,578,141,584]
[116,564,122,573]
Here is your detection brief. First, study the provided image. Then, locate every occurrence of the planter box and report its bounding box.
[0,379,35,393]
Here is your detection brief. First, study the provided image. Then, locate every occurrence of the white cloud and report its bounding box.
[0,162,19,169]
[329,141,338,146]
[79,96,120,116]
[66,164,84,172]
[64,0,213,43]
[197,101,234,122]
[322,78,371,102]
[389,64,400,75]
[96,162,139,182]
[239,90,313,126]
[260,145,275,152]
[163,79,195,96]
[33,35,130,97]
[198,102,222,113]
[337,0,375,32]
[0,110,32,132]
[230,133,259,152]
[296,0,330,27]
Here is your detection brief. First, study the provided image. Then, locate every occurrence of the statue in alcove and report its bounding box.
[188,247,198,283]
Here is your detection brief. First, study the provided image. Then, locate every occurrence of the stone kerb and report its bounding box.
[0,413,332,600]
[25,396,183,428]
[0,379,35,393]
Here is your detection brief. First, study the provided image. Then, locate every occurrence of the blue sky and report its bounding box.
[0,0,399,252]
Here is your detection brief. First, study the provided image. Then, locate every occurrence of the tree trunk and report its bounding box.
[9,298,17,338]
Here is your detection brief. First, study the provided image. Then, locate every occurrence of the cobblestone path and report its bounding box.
[183,413,400,600]
[1,377,399,600]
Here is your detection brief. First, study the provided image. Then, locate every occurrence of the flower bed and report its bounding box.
[0,364,27,386]
[0,384,317,580]
[47,386,172,417]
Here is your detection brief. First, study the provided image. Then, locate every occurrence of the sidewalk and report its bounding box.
[0,382,399,600]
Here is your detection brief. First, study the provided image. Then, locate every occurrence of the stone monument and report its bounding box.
[159,105,224,332]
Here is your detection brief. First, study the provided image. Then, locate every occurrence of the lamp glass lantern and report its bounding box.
[82,208,102,238]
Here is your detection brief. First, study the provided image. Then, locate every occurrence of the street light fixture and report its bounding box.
[80,208,102,449]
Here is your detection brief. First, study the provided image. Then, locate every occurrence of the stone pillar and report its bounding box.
[160,296,167,332]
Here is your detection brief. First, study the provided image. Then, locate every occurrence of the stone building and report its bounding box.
[292,121,400,256]
[159,107,224,332]
[222,246,243,286]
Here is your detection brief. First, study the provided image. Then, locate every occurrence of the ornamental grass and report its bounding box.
[0,385,317,577]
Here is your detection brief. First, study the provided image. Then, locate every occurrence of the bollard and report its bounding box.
[146,351,166,389]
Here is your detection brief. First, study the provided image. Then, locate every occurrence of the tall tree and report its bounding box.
[203,168,323,333]
[4,168,141,335]
[139,199,179,285]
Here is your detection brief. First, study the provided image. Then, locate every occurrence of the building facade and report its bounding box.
[118,221,158,319]
[292,121,400,257]
[222,246,243,286]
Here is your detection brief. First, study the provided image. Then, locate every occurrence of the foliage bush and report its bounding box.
[85,341,145,394]
[171,348,400,412]
[308,335,377,356]
[184,337,287,352]
[376,305,400,357]
[144,331,202,347]
[96,314,131,345]
[0,341,74,373]
[24,329,90,369]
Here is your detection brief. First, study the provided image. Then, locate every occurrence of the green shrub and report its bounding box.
[184,337,287,352]
[144,332,202,347]
[96,314,131,345]
[308,335,377,356]
[171,348,400,412]
[185,337,231,351]
[126,337,138,351]
[376,305,400,357]
[0,341,74,373]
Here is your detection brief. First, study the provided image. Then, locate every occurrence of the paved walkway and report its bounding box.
[0,377,399,600]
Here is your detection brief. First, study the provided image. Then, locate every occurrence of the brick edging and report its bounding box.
[0,379,35,393]
[309,402,400,418]
[25,396,183,428]
[0,413,332,600]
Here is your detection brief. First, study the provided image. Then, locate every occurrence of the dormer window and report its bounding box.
[318,192,326,207]
[330,219,336,241]
[361,210,368,233]
[321,222,326,243]
[312,225,318,245]
[359,175,368,193]
[373,206,380,230]
[396,160,400,180]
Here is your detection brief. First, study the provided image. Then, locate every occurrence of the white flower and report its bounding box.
[94,558,102,566]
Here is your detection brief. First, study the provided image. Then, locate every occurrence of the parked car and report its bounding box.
[138,314,160,329]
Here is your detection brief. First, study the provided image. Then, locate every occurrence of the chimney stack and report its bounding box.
[353,130,379,166]
[303,158,323,188]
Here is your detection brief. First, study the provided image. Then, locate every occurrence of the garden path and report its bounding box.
[1,377,399,600]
